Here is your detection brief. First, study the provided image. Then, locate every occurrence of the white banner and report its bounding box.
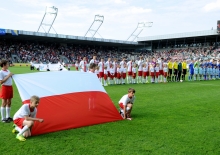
[33,64,67,71]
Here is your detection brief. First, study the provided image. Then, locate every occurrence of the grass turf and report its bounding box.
[0,66,220,155]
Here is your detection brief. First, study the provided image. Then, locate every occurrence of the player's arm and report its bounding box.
[123,106,126,119]
[24,115,44,122]
[0,72,13,84]
[131,97,135,104]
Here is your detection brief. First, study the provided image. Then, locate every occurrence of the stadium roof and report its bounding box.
[1,29,138,46]
[137,29,219,42]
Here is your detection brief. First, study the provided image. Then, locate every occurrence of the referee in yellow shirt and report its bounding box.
[182,59,187,81]
[173,59,178,82]
[167,59,173,82]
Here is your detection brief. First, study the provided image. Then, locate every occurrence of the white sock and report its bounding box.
[139,76,142,83]
[6,107,10,118]
[1,107,5,120]
[146,76,148,82]
[155,78,158,83]
[15,126,22,132]
[164,77,166,82]
[18,125,29,136]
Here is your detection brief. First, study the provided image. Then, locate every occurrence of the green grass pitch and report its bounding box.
[0,66,220,155]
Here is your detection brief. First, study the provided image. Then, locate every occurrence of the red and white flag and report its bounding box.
[13,71,122,135]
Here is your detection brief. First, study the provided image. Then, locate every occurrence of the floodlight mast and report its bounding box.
[127,22,153,41]
[37,6,58,34]
[85,15,104,38]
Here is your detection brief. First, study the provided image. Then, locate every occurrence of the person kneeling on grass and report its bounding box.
[12,95,44,142]
[119,88,135,120]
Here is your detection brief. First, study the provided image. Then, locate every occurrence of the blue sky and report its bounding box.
[0,0,219,40]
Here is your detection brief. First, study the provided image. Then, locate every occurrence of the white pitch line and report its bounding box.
[189,83,220,86]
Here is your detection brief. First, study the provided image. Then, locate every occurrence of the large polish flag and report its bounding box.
[13,71,122,135]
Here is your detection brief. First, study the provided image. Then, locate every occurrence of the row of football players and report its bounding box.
[187,59,220,81]
[75,57,168,85]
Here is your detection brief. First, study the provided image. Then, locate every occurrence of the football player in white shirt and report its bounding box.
[109,64,115,85]
[79,57,87,72]
[0,60,14,123]
[112,58,118,84]
[120,58,126,70]
[122,64,127,84]
[127,59,133,84]
[145,59,150,83]
[103,66,108,86]
[13,96,44,141]
[163,64,168,83]
[150,64,155,83]
[118,88,135,120]
[116,64,122,84]
[155,63,160,83]
[142,63,148,83]
[132,64,137,84]
[75,61,79,71]
[159,58,164,82]
[137,56,144,83]
[105,58,112,84]
[89,55,98,65]
[98,58,105,84]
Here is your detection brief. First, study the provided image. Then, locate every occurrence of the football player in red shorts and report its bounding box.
[0,60,14,123]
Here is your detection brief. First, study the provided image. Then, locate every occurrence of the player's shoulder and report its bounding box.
[21,104,30,110]
[122,94,128,98]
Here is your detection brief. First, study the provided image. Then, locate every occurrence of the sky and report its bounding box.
[0,0,219,41]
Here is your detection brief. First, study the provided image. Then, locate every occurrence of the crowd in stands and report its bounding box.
[144,47,220,62]
[0,39,220,65]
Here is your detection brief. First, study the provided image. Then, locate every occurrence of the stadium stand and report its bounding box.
[0,28,219,64]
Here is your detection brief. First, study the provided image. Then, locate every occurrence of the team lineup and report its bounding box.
[75,55,220,85]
